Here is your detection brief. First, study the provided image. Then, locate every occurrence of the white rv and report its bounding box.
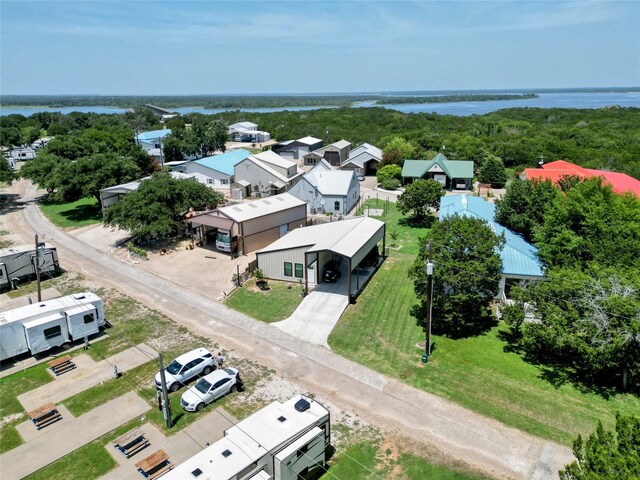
[0,292,106,361]
[164,395,330,480]
[0,244,60,291]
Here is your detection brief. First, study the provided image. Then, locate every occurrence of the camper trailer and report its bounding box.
[0,244,60,291]
[0,292,106,361]
[164,395,330,480]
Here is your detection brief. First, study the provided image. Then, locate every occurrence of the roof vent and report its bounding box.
[295,398,311,412]
[73,294,86,300]
[222,449,232,458]
[278,416,287,422]
[192,468,203,477]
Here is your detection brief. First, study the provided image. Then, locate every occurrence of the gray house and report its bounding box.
[288,161,360,215]
[303,140,352,167]
[271,136,323,160]
[340,143,383,176]
[233,151,302,198]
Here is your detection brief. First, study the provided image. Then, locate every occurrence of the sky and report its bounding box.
[1,0,639,95]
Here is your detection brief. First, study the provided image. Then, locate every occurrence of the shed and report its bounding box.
[257,217,385,300]
[439,195,545,298]
[188,193,307,255]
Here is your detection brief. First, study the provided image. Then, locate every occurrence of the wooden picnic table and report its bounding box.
[112,427,149,457]
[27,402,62,429]
[136,449,173,479]
[48,355,76,375]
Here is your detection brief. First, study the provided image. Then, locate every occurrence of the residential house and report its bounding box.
[187,193,307,255]
[439,195,545,298]
[288,161,360,214]
[183,149,253,190]
[521,159,640,198]
[164,396,330,480]
[401,153,474,190]
[340,143,383,176]
[99,172,205,210]
[233,151,302,198]
[228,121,271,143]
[135,129,172,151]
[303,140,351,167]
[271,136,323,160]
[257,217,385,299]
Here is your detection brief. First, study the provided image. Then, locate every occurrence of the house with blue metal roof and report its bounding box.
[402,153,474,190]
[184,149,253,190]
[136,129,172,150]
[439,195,545,298]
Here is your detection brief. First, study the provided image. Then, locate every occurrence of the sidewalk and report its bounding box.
[18,343,158,411]
[1,392,150,480]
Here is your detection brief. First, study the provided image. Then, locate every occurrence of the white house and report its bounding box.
[164,396,330,480]
[288,161,360,214]
[340,143,383,176]
[272,136,323,160]
[183,149,253,190]
[135,129,172,151]
[233,151,302,198]
[228,121,271,143]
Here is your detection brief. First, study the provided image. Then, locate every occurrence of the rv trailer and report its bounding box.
[0,244,60,291]
[0,292,106,361]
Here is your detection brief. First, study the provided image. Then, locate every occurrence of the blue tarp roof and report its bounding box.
[136,129,172,142]
[192,149,252,176]
[439,195,544,278]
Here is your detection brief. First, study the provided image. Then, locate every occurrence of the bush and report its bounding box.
[377,164,402,189]
[127,243,147,258]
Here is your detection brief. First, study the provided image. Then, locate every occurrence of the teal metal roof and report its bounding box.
[192,149,252,176]
[401,154,474,179]
[136,129,172,142]
[439,195,544,278]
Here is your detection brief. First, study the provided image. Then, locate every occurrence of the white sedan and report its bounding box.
[181,368,242,412]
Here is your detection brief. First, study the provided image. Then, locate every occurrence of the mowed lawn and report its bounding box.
[329,200,640,446]
[225,279,304,322]
[40,197,102,228]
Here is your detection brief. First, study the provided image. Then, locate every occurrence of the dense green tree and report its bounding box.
[376,164,402,190]
[535,178,640,270]
[104,173,223,238]
[560,414,640,480]
[1,159,15,184]
[0,120,22,146]
[381,136,416,167]
[477,153,508,187]
[409,216,504,338]
[495,178,560,241]
[396,179,445,223]
[521,268,640,392]
[19,153,66,194]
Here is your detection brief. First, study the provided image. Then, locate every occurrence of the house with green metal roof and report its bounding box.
[401,153,474,190]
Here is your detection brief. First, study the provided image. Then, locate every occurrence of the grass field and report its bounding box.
[40,197,102,228]
[329,199,640,446]
[225,278,304,322]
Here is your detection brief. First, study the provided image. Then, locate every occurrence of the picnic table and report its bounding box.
[27,402,62,430]
[48,355,76,376]
[112,427,149,458]
[135,449,173,479]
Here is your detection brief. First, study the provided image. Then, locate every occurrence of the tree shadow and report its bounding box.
[0,193,26,215]
[57,203,102,223]
[399,215,434,229]
[410,301,497,339]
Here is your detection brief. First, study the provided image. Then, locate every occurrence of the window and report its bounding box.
[207,178,213,184]
[44,325,62,340]
[221,178,229,185]
[284,262,293,276]
[83,314,94,324]
[294,263,304,278]
[334,201,340,211]
[296,444,309,459]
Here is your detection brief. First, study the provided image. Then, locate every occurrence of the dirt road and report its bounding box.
[2,179,573,479]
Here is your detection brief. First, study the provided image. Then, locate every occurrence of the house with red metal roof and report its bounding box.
[521,160,640,198]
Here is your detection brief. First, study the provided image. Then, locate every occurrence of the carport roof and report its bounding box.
[258,217,385,259]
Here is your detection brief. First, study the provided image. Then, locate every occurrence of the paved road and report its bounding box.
[3,180,573,479]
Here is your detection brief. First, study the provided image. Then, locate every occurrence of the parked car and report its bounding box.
[323,260,342,282]
[357,173,365,181]
[154,348,216,392]
[181,367,243,412]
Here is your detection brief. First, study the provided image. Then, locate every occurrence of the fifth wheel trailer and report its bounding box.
[0,292,106,361]
[0,244,60,291]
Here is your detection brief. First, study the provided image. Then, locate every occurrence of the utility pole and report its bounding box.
[425,242,434,358]
[34,234,42,302]
[157,354,173,428]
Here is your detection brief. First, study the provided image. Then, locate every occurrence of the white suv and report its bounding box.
[154,348,215,392]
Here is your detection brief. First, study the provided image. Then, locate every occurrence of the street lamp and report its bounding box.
[422,242,434,363]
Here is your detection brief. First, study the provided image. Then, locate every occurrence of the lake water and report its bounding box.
[2,92,638,117]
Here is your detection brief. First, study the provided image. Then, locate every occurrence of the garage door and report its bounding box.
[279,151,295,160]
